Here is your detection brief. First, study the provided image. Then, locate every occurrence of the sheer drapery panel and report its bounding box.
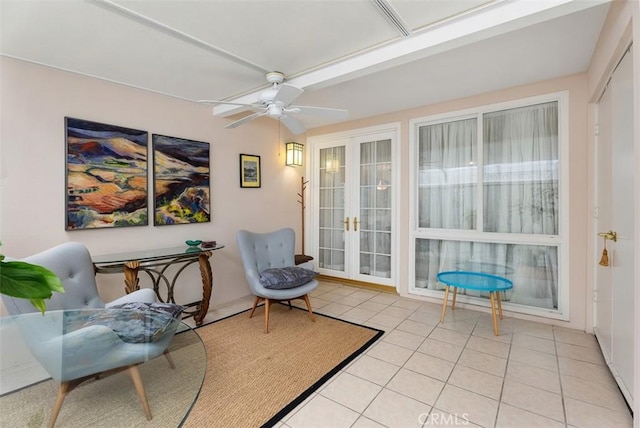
[414,101,560,310]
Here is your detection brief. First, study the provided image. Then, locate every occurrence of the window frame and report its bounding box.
[408,91,570,320]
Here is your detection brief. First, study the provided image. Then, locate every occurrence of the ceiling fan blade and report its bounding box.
[198,100,260,108]
[288,105,349,119]
[273,84,303,106]
[224,112,266,129]
[280,116,306,135]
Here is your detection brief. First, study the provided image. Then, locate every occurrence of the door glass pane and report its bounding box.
[375,255,391,278]
[360,253,373,275]
[483,102,559,235]
[319,229,331,248]
[375,232,391,254]
[359,139,392,279]
[418,118,477,229]
[377,141,392,162]
[360,187,375,209]
[360,164,375,186]
[414,238,558,309]
[360,209,372,230]
[331,250,345,271]
[376,209,391,231]
[319,146,346,271]
[319,208,331,228]
[360,231,374,252]
[332,209,344,228]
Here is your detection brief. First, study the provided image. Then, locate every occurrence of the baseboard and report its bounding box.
[316,275,397,294]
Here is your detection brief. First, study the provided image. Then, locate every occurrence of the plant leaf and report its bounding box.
[0,261,64,299]
[30,298,47,315]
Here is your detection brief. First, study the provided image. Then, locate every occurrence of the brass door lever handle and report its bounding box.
[598,231,617,242]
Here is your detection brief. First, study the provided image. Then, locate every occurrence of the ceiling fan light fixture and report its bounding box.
[267,104,282,117]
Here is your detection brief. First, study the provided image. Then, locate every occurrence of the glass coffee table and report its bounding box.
[437,271,513,335]
[0,309,206,427]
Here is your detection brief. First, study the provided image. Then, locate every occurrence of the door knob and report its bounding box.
[344,217,350,231]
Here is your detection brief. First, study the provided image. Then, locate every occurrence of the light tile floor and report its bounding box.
[199,281,633,428]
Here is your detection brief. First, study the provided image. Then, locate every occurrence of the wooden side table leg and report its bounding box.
[497,291,504,319]
[195,251,213,326]
[489,292,499,336]
[451,286,458,310]
[123,261,141,295]
[440,286,450,323]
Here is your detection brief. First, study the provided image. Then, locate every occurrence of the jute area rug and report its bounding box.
[0,304,382,428]
[184,304,383,427]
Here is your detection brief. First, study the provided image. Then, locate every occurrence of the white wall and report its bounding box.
[0,57,303,312]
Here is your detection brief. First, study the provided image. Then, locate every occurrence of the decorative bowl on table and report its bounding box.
[201,241,217,249]
[185,240,202,247]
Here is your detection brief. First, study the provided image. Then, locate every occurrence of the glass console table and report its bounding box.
[0,309,206,427]
[92,245,225,326]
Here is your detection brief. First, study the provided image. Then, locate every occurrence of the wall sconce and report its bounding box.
[286,142,304,167]
[325,155,340,174]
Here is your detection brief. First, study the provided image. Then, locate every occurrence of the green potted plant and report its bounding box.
[0,246,64,313]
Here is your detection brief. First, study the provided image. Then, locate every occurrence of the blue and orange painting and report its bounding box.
[152,134,210,225]
[66,117,148,230]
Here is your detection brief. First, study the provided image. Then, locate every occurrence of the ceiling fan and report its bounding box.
[198,72,348,135]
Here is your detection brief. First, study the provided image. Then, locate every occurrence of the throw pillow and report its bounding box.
[83,302,184,343]
[259,266,317,289]
[109,301,185,319]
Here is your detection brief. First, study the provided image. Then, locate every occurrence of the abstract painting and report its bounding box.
[153,134,210,225]
[65,117,148,230]
[240,154,261,188]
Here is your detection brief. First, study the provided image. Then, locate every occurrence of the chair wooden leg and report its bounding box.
[128,365,152,420]
[48,381,70,428]
[264,298,271,333]
[164,349,176,369]
[303,294,316,322]
[249,296,261,318]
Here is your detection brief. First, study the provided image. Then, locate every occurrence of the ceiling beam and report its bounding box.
[212,0,610,118]
[86,0,270,74]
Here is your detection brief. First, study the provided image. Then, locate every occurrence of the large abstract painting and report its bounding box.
[153,134,210,225]
[65,117,148,230]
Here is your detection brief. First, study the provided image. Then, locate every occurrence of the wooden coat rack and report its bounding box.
[295,176,313,265]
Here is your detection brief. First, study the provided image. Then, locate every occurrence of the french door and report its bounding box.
[308,124,399,288]
[594,48,635,407]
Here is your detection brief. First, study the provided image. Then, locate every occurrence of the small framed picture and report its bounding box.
[240,154,261,188]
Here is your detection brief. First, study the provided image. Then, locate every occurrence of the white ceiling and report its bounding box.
[0,0,611,133]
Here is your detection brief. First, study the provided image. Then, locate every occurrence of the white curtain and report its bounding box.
[415,102,559,309]
[418,118,477,230]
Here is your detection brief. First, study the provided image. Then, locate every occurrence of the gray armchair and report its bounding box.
[237,228,318,333]
[2,242,157,314]
[1,242,177,427]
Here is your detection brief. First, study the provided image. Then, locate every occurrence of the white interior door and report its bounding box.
[594,49,635,407]
[315,142,349,277]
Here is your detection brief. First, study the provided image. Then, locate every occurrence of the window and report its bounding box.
[410,94,567,318]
